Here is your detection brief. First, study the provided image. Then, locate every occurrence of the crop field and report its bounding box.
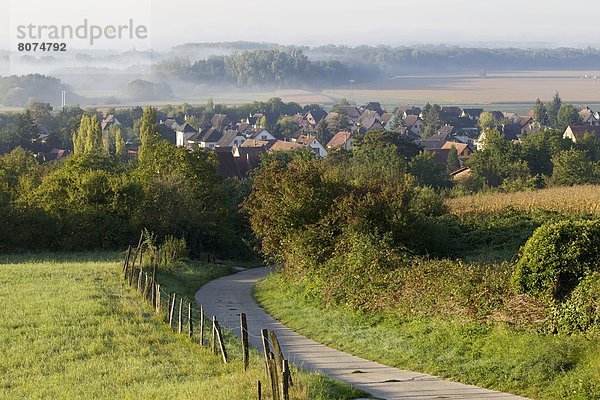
[447,185,600,217]
[324,70,600,109]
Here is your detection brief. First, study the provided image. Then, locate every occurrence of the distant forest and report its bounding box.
[5,43,600,106]
[156,44,600,87]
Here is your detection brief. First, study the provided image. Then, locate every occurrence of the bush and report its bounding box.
[160,235,188,269]
[550,272,600,334]
[512,219,600,300]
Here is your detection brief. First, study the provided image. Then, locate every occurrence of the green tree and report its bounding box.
[532,98,549,125]
[421,103,441,138]
[551,148,598,185]
[114,128,126,160]
[520,129,571,176]
[547,92,562,128]
[409,151,451,188]
[468,129,529,188]
[447,145,461,172]
[139,107,160,162]
[314,120,331,145]
[478,111,497,132]
[556,103,580,132]
[274,116,300,139]
[327,113,351,134]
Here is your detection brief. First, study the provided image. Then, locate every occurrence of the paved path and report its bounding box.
[195,268,529,400]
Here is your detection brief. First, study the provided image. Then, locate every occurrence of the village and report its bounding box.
[53,100,596,180]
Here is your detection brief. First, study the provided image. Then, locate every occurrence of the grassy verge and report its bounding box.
[0,253,364,399]
[255,272,600,400]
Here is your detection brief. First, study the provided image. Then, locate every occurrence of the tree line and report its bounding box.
[0,107,251,256]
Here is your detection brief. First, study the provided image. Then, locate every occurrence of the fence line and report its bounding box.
[121,234,292,400]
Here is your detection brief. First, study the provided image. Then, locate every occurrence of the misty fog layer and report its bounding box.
[4,42,600,108]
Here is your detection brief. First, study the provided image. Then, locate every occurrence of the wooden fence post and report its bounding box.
[199,305,204,346]
[241,313,249,371]
[282,360,290,400]
[137,266,143,292]
[214,317,228,363]
[128,265,134,287]
[151,265,157,304]
[261,329,271,377]
[188,302,193,339]
[257,380,261,400]
[156,284,161,314]
[269,331,284,372]
[169,293,176,327]
[143,273,149,298]
[211,316,216,354]
[123,245,131,279]
[268,353,280,400]
[178,298,183,334]
[131,231,143,269]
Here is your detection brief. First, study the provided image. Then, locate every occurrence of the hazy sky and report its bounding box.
[2,0,600,50]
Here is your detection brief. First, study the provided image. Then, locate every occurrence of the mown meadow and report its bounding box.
[0,253,364,400]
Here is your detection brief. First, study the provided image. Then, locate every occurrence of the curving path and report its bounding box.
[195,267,529,400]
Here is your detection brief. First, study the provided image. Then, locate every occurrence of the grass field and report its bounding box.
[0,252,363,400]
[447,185,600,217]
[255,273,600,400]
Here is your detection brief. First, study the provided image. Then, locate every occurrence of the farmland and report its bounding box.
[447,185,600,217]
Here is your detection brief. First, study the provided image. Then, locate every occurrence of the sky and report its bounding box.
[2,0,600,51]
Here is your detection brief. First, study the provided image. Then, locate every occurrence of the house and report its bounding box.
[216,130,247,148]
[240,138,275,150]
[439,106,463,123]
[416,129,451,150]
[305,109,327,126]
[404,115,424,136]
[249,129,276,141]
[268,140,305,153]
[399,126,421,141]
[441,141,473,161]
[357,109,383,131]
[246,113,266,128]
[214,147,244,179]
[327,131,355,151]
[232,146,264,176]
[157,122,176,144]
[515,116,534,132]
[362,102,385,116]
[211,114,232,130]
[101,115,121,131]
[295,135,328,157]
[501,124,522,141]
[396,105,421,118]
[334,106,362,123]
[189,127,222,149]
[578,107,600,126]
[436,125,455,138]
[175,123,198,147]
[380,113,394,129]
[461,108,484,120]
[163,118,183,131]
[451,167,472,182]
[563,125,600,143]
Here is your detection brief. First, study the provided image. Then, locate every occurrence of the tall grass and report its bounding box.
[0,253,363,400]
[256,272,600,400]
[447,185,600,217]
